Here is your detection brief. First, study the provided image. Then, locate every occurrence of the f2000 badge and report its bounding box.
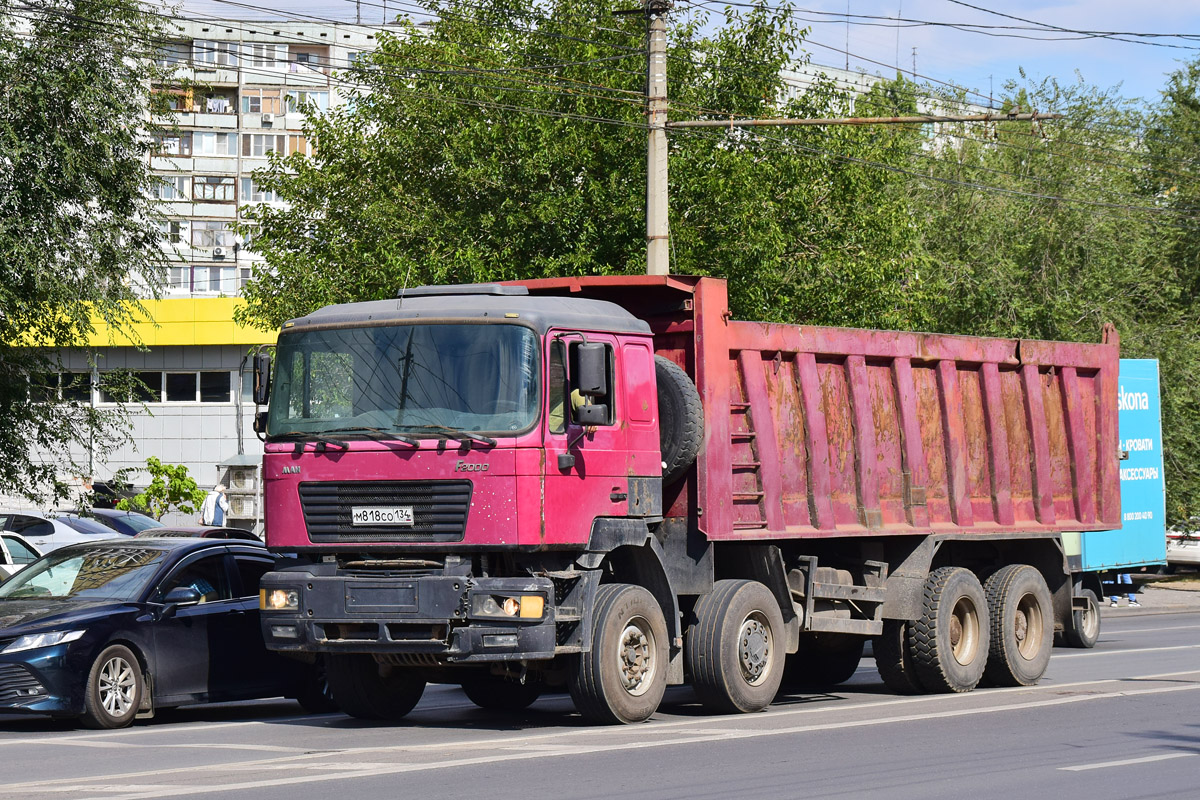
[455,461,489,472]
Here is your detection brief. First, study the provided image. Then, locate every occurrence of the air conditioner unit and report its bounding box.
[261,113,275,125]
[213,247,226,258]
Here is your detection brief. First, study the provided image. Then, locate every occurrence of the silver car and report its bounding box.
[0,511,118,554]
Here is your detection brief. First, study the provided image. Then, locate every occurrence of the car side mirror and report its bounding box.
[576,343,608,397]
[161,586,201,618]
[253,352,272,406]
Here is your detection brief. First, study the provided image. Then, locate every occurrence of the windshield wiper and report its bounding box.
[321,426,419,446]
[270,431,349,451]
[395,424,497,448]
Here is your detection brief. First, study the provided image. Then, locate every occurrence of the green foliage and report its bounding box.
[237,0,933,331]
[116,457,206,520]
[0,0,170,503]
[237,0,1200,523]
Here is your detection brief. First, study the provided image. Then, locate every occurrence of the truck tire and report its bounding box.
[294,657,338,713]
[873,619,924,694]
[326,654,425,721]
[1061,588,1101,649]
[686,579,786,713]
[784,633,864,687]
[569,584,668,724]
[982,565,1054,686]
[655,355,703,485]
[909,567,989,693]
[461,674,543,712]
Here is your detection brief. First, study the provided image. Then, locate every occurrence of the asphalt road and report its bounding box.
[0,610,1197,800]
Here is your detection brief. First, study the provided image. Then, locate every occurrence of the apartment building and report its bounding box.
[4,21,386,528]
[149,19,383,294]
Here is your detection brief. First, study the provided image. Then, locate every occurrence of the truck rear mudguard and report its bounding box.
[260,561,562,663]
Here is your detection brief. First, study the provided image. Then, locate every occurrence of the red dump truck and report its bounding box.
[254,275,1120,723]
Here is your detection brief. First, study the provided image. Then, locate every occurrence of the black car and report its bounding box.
[0,537,332,728]
[69,508,165,537]
[134,526,260,541]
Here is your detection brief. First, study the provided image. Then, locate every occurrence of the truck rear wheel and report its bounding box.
[461,674,543,712]
[569,584,668,724]
[326,654,425,721]
[983,565,1054,686]
[655,356,704,484]
[1061,588,1100,649]
[687,579,786,713]
[784,633,864,687]
[909,567,989,693]
[873,620,924,694]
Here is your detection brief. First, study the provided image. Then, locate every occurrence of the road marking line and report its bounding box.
[1054,644,1200,659]
[1103,624,1200,635]
[14,681,1199,800]
[1060,752,1197,772]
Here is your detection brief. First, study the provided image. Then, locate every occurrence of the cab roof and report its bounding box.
[283,284,650,336]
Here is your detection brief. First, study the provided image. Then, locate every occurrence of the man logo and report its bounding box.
[455,460,489,473]
[282,466,301,474]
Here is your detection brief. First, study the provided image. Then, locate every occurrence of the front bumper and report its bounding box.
[260,566,558,663]
[0,644,87,717]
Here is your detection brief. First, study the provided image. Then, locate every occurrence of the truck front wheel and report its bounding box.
[909,567,989,693]
[983,565,1054,686]
[326,654,425,721]
[686,579,786,713]
[569,584,668,724]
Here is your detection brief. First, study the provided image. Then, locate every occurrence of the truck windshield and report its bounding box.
[267,323,539,437]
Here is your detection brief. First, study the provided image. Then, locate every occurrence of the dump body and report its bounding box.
[516,275,1122,543]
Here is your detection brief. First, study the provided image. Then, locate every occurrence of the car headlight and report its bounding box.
[2,630,85,654]
[260,588,299,611]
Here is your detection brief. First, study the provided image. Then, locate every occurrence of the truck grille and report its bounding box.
[299,481,472,543]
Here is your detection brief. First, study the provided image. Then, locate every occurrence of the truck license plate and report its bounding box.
[351,506,414,526]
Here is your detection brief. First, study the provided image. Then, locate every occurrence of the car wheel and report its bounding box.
[81,644,143,729]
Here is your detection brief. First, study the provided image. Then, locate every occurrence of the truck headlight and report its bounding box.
[471,594,545,619]
[261,588,299,611]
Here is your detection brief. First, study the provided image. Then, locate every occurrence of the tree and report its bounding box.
[905,73,1200,521]
[0,0,169,503]
[237,0,932,331]
[115,457,206,520]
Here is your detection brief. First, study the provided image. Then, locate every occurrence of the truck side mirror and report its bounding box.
[575,403,609,425]
[253,352,272,406]
[576,343,608,397]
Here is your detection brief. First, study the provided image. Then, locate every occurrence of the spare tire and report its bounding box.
[655,355,704,484]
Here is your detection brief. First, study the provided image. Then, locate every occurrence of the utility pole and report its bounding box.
[645,0,670,276]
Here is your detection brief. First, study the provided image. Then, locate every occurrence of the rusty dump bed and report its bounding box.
[515,275,1121,542]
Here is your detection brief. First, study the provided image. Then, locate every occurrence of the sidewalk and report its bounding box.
[1100,576,1200,616]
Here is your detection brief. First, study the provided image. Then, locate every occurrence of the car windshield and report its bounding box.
[56,516,118,535]
[0,546,166,601]
[267,323,539,437]
[112,514,164,533]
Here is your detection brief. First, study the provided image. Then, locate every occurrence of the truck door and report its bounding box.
[542,334,632,546]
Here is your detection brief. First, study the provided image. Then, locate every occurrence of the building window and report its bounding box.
[240,177,276,203]
[152,176,188,201]
[242,134,285,158]
[288,135,313,157]
[151,133,192,157]
[200,372,232,402]
[156,220,186,244]
[193,175,236,203]
[244,43,288,69]
[194,132,237,156]
[193,40,238,67]
[153,85,192,111]
[154,41,190,67]
[166,372,197,402]
[241,88,284,115]
[191,220,236,248]
[286,91,329,114]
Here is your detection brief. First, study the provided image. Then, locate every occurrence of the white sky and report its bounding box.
[178,0,1200,104]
